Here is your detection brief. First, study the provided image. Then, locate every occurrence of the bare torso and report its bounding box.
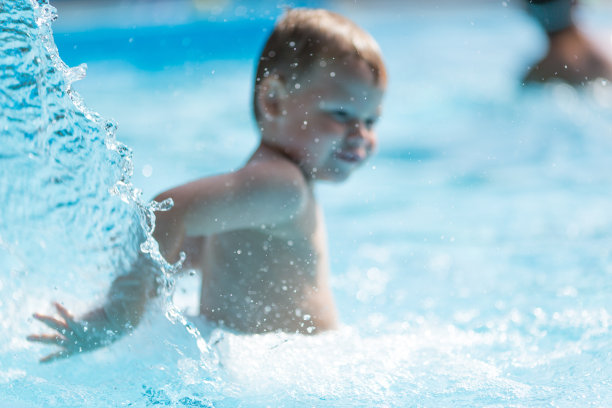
[153,145,340,334]
[192,190,337,333]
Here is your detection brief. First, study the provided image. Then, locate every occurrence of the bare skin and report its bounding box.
[28,58,386,362]
[524,25,612,85]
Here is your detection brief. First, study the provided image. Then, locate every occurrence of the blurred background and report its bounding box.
[46,0,612,200]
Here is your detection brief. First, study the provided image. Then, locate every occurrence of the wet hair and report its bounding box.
[253,8,387,122]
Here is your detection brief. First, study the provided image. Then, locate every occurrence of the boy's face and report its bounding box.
[271,58,385,182]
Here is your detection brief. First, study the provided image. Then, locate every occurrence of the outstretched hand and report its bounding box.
[27,302,115,363]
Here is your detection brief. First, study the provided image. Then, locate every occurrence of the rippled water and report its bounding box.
[2,1,612,406]
[1,1,214,405]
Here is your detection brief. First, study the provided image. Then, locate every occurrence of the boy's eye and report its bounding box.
[364,117,378,129]
[330,110,349,122]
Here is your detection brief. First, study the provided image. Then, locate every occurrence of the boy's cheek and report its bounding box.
[369,134,379,151]
[316,120,346,137]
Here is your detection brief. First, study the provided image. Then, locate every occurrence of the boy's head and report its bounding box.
[254,8,387,182]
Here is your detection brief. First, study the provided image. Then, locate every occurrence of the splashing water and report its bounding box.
[0,0,182,292]
[1,0,218,405]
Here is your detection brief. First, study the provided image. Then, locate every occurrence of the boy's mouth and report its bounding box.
[334,150,366,164]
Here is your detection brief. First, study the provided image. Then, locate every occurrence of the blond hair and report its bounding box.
[253,8,387,121]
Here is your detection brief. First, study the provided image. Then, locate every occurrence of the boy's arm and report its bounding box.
[28,155,308,362]
[27,253,159,363]
[153,158,309,261]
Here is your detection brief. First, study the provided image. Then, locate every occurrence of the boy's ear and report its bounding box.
[257,76,288,121]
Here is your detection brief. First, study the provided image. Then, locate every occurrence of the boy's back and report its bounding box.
[157,144,338,334]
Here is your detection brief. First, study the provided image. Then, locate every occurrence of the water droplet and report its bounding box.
[142,164,153,177]
[151,198,173,212]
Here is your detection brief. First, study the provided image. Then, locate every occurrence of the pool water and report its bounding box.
[1,0,612,406]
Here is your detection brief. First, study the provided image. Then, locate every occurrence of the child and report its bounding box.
[28,8,387,363]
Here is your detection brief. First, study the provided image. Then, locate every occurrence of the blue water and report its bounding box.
[2,0,612,406]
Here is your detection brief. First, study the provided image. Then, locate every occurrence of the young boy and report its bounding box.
[28,8,387,363]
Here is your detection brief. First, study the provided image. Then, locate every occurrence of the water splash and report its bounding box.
[1,0,138,273]
[0,0,217,394]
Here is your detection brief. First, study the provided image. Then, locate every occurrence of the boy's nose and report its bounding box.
[347,121,376,149]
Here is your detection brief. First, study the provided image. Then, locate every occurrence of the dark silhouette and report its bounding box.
[524,0,612,85]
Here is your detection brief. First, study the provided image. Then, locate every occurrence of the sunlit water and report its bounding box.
[2,0,612,406]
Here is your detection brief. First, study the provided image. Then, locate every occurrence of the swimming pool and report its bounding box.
[2,0,612,406]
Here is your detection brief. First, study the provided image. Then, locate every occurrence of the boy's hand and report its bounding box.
[27,302,115,363]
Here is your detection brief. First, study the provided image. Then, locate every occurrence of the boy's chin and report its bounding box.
[310,168,353,183]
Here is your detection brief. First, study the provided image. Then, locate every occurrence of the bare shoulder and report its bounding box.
[151,145,312,239]
[235,152,311,217]
[241,152,308,190]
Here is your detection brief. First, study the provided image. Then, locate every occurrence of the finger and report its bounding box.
[32,313,69,333]
[26,334,67,346]
[40,350,71,364]
[53,302,81,333]
[54,302,74,322]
